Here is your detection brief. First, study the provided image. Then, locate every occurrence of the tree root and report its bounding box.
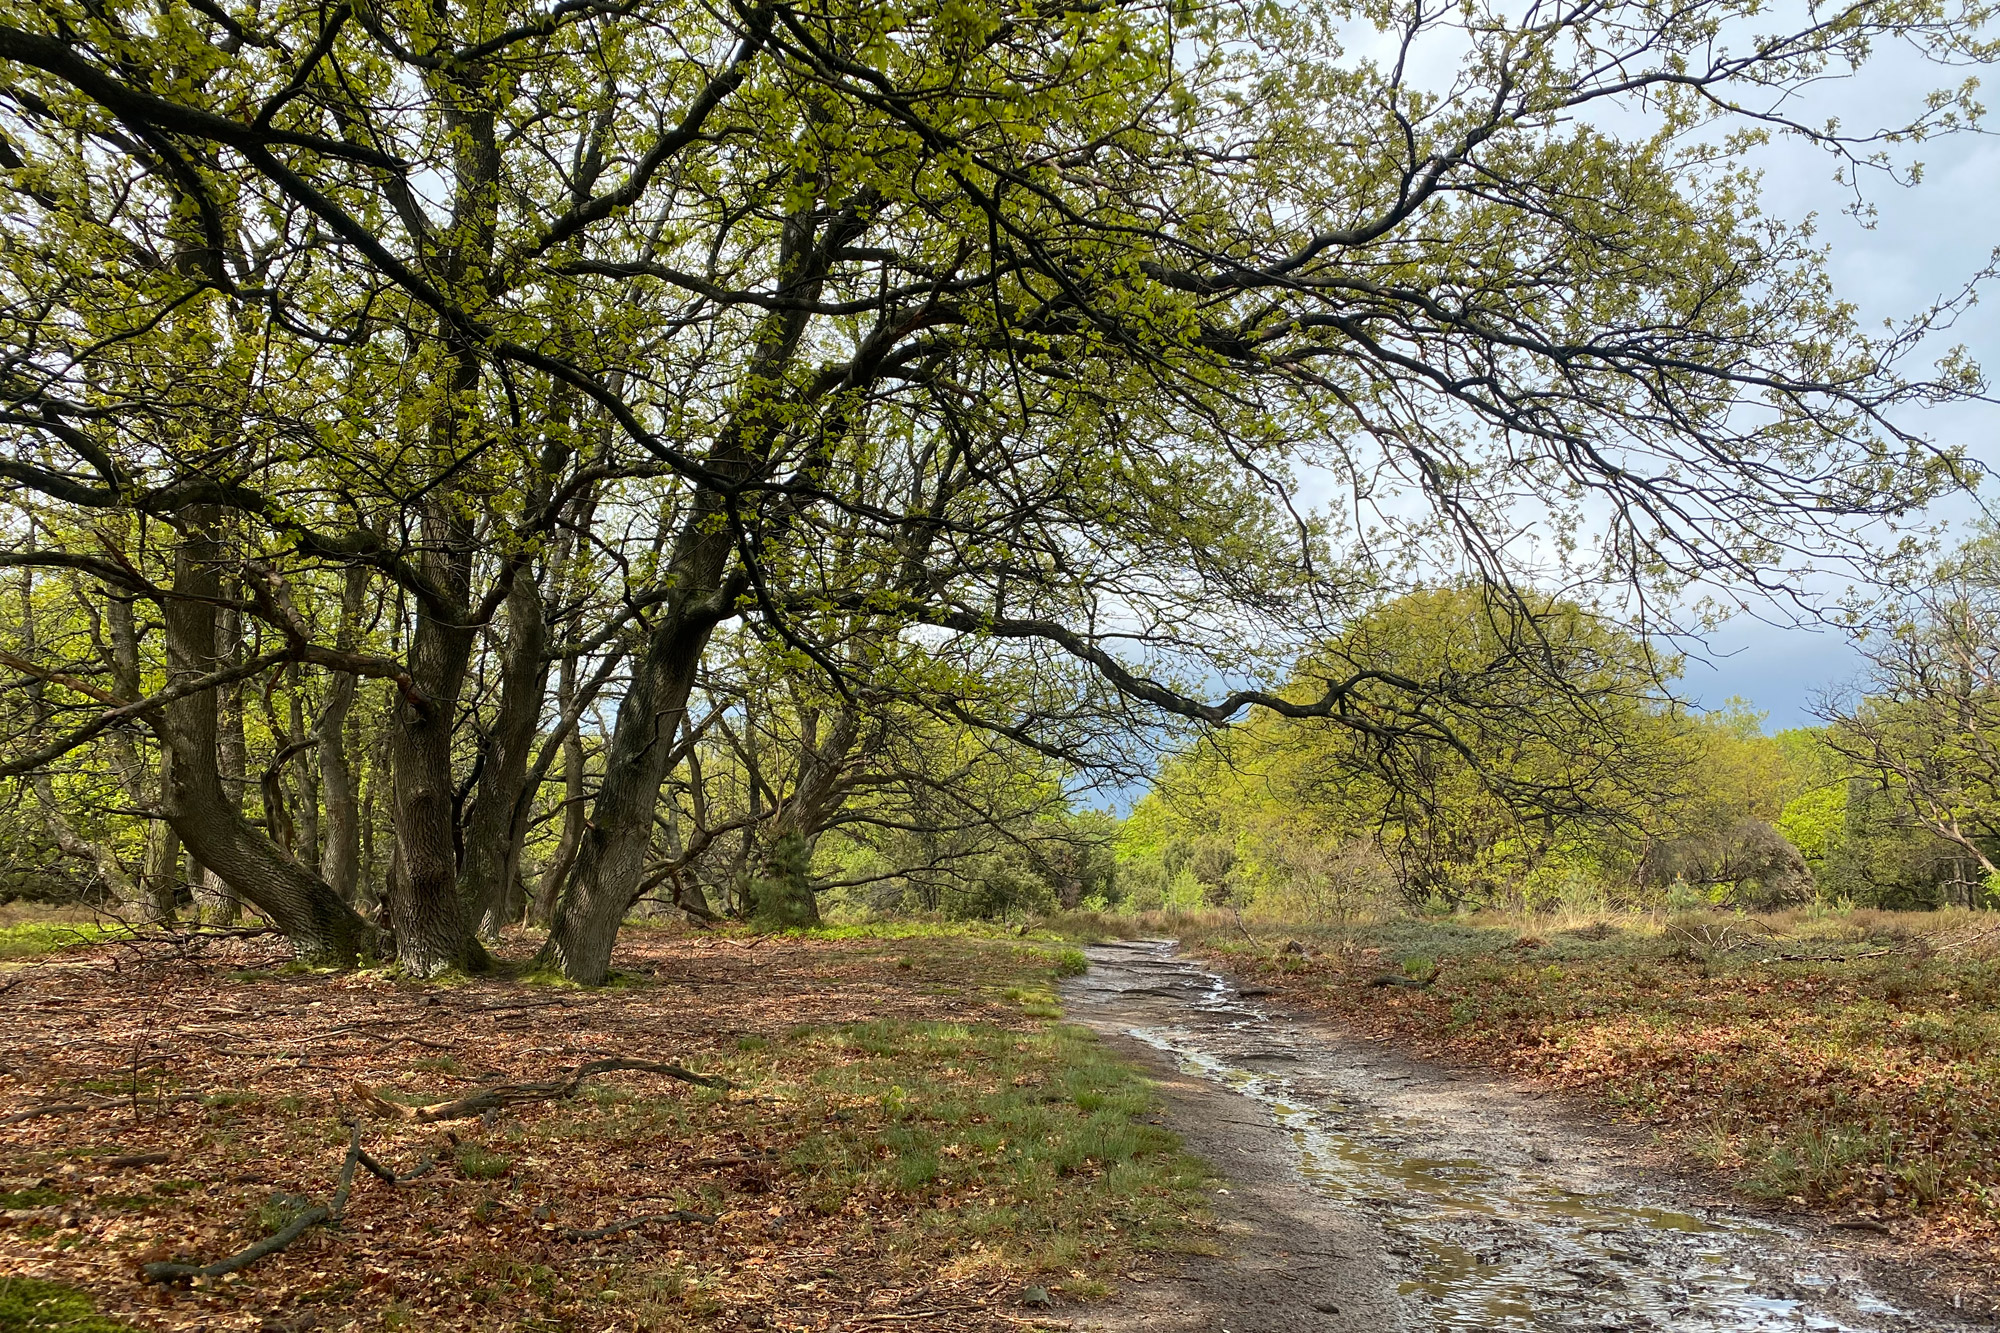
[351,1056,728,1125]
[559,1210,717,1240]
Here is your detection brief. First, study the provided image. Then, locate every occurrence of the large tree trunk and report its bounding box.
[540,560,729,983]
[142,805,181,924]
[376,68,503,976]
[156,511,375,964]
[384,569,481,974]
[381,359,485,975]
[746,705,864,927]
[460,571,550,935]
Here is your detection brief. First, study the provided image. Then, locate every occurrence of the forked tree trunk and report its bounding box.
[383,426,484,976]
[461,566,550,935]
[541,199,840,983]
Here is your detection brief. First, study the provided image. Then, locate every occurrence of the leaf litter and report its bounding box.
[0,928,1209,1332]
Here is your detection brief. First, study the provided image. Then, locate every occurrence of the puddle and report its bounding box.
[1067,939,1964,1333]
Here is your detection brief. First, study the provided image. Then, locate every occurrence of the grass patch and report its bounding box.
[1051,947,1089,978]
[0,923,1202,1329]
[455,1145,513,1180]
[0,921,118,960]
[0,1277,138,1331]
[761,1019,1209,1295]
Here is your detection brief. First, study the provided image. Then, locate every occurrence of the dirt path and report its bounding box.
[1064,939,1982,1333]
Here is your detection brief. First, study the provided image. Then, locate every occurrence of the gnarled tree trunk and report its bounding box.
[157,511,375,964]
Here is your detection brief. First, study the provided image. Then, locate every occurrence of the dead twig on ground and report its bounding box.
[0,1101,90,1125]
[350,1055,728,1125]
[0,1091,198,1125]
[355,1144,436,1184]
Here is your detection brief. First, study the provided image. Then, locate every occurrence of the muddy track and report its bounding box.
[1065,939,1981,1333]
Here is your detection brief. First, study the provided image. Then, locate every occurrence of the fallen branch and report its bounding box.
[1366,973,1436,990]
[559,1209,716,1240]
[351,1056,727,1125]
[0,1090,200,1124]
[0,1101,90,1126]
[142,1124,363,1284]
[1760,947,1896,963]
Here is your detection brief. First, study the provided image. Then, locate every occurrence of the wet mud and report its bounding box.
[1066,938,1978,1333]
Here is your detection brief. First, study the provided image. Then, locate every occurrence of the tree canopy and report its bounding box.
[0,0,1988,974]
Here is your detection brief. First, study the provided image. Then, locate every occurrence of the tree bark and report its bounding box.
[384,561,480,974]
[288,665,319,866]
[102,581,179,922]
[196,584,246,925]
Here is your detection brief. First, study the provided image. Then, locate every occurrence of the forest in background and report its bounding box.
[6,525,1997,937]
[1119,532,2000,925]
